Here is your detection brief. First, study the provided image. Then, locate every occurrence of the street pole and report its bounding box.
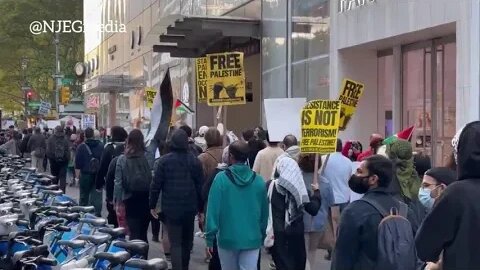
[54,32,61,118]
[21,57,28,120]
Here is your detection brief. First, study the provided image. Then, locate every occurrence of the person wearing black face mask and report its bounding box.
[332,155,417,270]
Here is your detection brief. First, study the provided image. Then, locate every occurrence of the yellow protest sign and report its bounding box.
[145,87,157,109]
[206,52,245,106]
[338,79,365,130]
[301,100,341,154]
[196,57,208,103]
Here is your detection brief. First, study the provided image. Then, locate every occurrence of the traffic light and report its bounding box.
[60,87,70,104]
[27,91,32,102]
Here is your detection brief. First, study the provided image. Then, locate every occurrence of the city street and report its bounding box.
[66,184,332,270]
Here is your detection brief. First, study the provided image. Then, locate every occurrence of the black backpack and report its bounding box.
[121,155,152,192]
[84,143,100,174]
[360,197,417,270]
[54,137,67,162]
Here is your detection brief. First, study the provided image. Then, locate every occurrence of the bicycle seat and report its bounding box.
[98,227,126,239]
[57,239,86,249]
[24,179,36,185]
[94,251,131,266]
[20,256,58,266]
[40,174,56,180]
[15,218,30,228]
[0,216,18,226]
[36,178,52,185]
[114,240,149,257]
[12,245,49,263]
[54,200,75,207]
[36,184,59,191]
[42,189,63,196]
[50,206,69,213]
[58,212,80,222]
[79,217,106,227]
[76,234,111,245]
[125,258,168,270]
[70,206,95,213]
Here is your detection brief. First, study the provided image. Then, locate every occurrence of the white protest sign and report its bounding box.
[38,101,51,116]
[264,98,306,142]
[81,114,96,130]
[47,120,61,129]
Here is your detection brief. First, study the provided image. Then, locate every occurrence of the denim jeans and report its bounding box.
[218,248,260,270]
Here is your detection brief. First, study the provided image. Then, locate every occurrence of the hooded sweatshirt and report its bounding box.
[205,163,268,250]
[415,121,480,270]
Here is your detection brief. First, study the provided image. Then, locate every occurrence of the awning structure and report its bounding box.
[83,75,146,93]
[144,15,260,58]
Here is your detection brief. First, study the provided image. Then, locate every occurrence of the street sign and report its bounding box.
[27,101,40,109]
[21,86,31,91]
[38,101,51,115]
[62,78,73,85]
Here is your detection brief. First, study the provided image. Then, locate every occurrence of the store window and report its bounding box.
[402,37,456,166]
[378,54,393,137]
[291,0,330,100]
[262,0,288,98]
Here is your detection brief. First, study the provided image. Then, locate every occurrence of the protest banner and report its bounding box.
[145,87,157,109]
[196,57,208,103]
[301,99,341,154]
[264,98,306,142]
[38,101,51,116]
[206,52,246,106]
[338,78,365,130]
[81,114,96,130]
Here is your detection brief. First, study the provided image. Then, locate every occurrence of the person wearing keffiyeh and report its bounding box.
[267,135,321,270]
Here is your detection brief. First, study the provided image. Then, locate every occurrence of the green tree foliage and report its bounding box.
[0,0,84,115]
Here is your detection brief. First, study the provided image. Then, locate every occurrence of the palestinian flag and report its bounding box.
[175,99,194,115]
[383,125,415,145]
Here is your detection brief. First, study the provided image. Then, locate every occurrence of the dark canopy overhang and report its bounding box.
[145,15,260,58]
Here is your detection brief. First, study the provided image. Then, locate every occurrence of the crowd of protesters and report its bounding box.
[4,119,480,270]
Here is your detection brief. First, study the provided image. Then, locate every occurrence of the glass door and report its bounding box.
[402,36,456,166]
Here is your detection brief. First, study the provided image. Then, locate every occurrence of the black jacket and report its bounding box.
[267,180,321,234]
[95,142,125,190]
[415,121,480,270]
[150,130,204,220]
[20,134,31,154]
[332,188,417,270]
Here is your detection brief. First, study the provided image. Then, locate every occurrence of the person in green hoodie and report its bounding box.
[205,140,268,270]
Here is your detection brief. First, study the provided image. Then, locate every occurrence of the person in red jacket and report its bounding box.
[357,134,384,161]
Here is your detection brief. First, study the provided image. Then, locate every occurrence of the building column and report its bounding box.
[109,92,117,127]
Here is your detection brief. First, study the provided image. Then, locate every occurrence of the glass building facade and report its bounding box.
[262,0,330,100]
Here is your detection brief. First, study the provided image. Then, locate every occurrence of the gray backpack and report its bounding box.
[360,197,417,270]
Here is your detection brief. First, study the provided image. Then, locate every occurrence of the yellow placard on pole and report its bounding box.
[145,87,157,109]
[301,100,341,154]
[196,57,208,103]
[206,52,246,106]
[338,78,365,130]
